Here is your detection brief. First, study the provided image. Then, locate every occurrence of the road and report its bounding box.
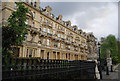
[101,64,119,80]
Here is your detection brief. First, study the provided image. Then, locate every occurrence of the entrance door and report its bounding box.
[47,52,49,59]
[41,50,44,59]
[57,52,60,59]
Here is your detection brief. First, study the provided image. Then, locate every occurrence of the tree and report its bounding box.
[2,2,28,55]
[2,2,29,69]
[100,35,119,63]
[117,40,120,62]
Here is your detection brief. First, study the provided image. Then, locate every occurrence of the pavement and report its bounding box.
[101,64,120,80]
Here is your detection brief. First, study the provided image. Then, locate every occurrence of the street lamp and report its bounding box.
[97,42,102,79]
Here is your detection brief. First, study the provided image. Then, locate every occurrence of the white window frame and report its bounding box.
[14,3,17,9]
[58,43,60,47]
[58,33,60,38]
[48,28,51,33]
[31,22,34,27]
[43,27,47,32]
[47,39,50,46]
[33,12,35,18]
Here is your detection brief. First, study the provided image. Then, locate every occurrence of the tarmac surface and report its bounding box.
[100,64,120,81]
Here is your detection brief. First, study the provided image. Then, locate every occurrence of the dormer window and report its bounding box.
[34,2,37,7]
[66,23,69,26]
[31,2,33,5]
[74,28,76,31]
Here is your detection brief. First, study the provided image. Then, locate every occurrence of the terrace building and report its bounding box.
[2,2,98,60]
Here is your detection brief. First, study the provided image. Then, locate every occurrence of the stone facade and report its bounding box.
[2,2,98,60]
[87,33,98,60]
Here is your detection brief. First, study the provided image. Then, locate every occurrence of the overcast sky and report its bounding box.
[40,2,118,40]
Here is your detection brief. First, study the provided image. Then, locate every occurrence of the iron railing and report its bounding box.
[2,57,96,80]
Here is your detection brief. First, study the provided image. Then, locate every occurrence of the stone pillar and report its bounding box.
[44,50,47,59]
[22,46,26,57]
[95,60,100,79]
[37,48,40,57]
[56,52,57,59]
[19,47,22,57]
[49,51,52,59]
[51,51,54,59]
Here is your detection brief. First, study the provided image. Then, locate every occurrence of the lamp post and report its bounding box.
[98,42,102,79]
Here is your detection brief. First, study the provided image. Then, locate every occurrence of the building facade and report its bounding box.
[2,2,98,60]
[87,33,98,60]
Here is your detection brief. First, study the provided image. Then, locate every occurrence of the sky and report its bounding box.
[40,2,118,40]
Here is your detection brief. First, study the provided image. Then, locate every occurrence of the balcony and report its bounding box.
[61,38,65,42]
[47,33,52,37]
[39,31,47,37]
[54,44,58,48]
[42,21,52,28]
[57,29,65,33]
[73,42,78,47]
[80,50,84,53]
[65,40,71,45]
[67,34,73,38]
[74,48,78,51]
[80,45,84,49]
[85,46,88,50]
[52,35,61,41]
[66,46,70,50]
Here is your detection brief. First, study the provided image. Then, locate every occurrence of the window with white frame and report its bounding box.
[43,39,46,45]
[47,39,50,46]
[61,34,64,38]
[13,3,17,9]
[31,22,34,27]
[43,27,47,32]
[61,43,64,48]
[33,12,35,18]
[48,28,51,33]
[58,33,60,38]
[58,43,60,48]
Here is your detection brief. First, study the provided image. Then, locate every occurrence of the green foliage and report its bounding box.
[2,2,28,54]
[100,34,120,63]
[117,41,120,62]
[2,2,29,69]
